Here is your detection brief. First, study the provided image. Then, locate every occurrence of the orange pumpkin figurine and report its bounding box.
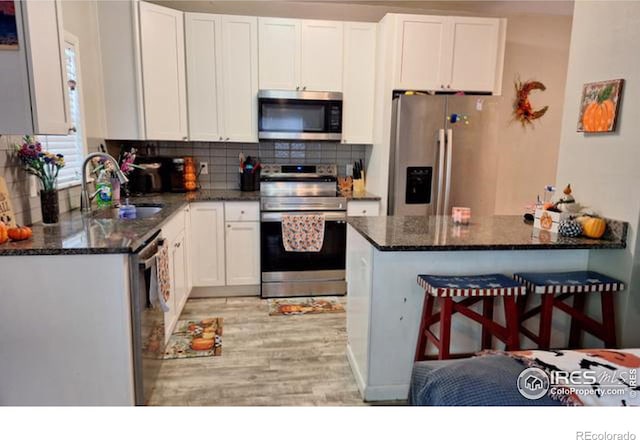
[0,221,8,245]
[8,225,32,241]
[582,84,616,132]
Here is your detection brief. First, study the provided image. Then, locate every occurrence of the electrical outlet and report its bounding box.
[200,162,209,175]
[346,164,353,176]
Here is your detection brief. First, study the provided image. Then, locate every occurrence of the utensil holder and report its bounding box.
[240,169,260,192]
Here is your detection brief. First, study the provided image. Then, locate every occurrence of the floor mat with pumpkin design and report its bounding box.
[268,297,345,316]
[162,318,223,359]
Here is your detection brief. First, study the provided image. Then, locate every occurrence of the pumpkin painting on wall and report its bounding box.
[577,79,624,133]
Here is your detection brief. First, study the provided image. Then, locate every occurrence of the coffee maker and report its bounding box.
[127,157,172,195]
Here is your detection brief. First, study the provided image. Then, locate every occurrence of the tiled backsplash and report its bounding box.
[107,140,370,190]
[0,134,92,225]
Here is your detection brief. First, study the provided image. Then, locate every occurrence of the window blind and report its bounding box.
[42,42,85,188]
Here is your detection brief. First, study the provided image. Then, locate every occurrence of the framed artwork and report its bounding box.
[0,0,18,50]
[577,79,624,133]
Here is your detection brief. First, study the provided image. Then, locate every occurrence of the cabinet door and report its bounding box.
[21,0,70,134]
[220,15,258,142]
[190,203,226,287]
[225,222,260,286]
[394,15,448,91]
[342,22,376,144]
[446,18,502,93]
[184,205,193,294]
[258,18,300,90]
[139,2,187,140]
[170,229,187,314]
[185,13,223,141]
[300,20,344,92]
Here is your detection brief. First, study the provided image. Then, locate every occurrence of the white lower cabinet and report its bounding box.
[347,200,381,217]
[162,206,190,341]
[190,202,226,286]
[225,221,261,285]
[189,201,261,292]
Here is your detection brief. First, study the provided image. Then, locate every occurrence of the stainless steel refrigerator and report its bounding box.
[388,93,496,216]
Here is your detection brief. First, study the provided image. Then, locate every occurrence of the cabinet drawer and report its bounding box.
[347,201,380,217]
[225,201,260,222]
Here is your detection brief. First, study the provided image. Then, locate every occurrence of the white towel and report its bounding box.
[281,214,326,252]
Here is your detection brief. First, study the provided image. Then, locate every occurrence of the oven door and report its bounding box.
[261,211,347,297]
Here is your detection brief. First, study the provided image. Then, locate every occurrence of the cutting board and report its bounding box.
[0,176,17,227]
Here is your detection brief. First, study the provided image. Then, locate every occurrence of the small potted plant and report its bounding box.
[14,136,65,224]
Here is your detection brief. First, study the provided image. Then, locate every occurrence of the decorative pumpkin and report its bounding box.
[0,221,8,245]
[8,225,32,241]
[582,85,615,132]
[184,180,197,191]
[559,219,582,238]
[580,216,607,239]
[191,337,214,351]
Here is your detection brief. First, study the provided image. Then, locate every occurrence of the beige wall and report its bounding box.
[493,15,572,214]
[555,0,640,347]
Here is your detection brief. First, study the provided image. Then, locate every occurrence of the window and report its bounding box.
[41,32,87,189]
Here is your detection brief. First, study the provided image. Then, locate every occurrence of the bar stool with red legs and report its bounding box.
[513,271,624,349]
[415,274,526,361]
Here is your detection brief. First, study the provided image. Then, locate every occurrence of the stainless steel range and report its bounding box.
[260,164,347,298]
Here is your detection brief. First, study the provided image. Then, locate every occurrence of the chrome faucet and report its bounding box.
[80,152,129,213]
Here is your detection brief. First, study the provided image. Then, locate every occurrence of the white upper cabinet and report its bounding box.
[445,17,504,93]
[258,18,300,90]
[258,18,344,92]
[185,13,223,141]
[300,20,344,92]
[139,1,187,140]
[342,22,376,144]
[185,14,258,143]
[391,14,506,95]
[98,0,146,140]
[220,15,259,142]
[0,0,70,135]
[394,15,448,91]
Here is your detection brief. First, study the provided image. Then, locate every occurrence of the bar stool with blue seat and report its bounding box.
[513,271,624,349]
[415,274,526,361]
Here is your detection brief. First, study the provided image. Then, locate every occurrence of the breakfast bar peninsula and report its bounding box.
[345,215,628,401]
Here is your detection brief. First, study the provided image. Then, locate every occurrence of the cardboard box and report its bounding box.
[533,208,571,234]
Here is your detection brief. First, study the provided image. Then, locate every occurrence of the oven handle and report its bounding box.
[261,211,347,222]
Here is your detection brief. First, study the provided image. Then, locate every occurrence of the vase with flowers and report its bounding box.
[14,136,65,224]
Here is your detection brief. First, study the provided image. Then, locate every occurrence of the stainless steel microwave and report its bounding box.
[258,90,342,141]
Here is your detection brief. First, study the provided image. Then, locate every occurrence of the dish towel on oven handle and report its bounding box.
[149,240,171,312]
[281,214,326,252]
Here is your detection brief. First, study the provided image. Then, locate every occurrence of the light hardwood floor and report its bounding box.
[148,296,368,406]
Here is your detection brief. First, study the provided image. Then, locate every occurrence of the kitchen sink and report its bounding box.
[90,205,164,220]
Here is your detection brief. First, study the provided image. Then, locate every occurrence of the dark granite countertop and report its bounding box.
[0,190,260,256]
[348,215,628,252]
[340,191,381,201]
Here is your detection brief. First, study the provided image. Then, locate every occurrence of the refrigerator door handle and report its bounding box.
[443,128,453,216]
[435,128,446,216]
